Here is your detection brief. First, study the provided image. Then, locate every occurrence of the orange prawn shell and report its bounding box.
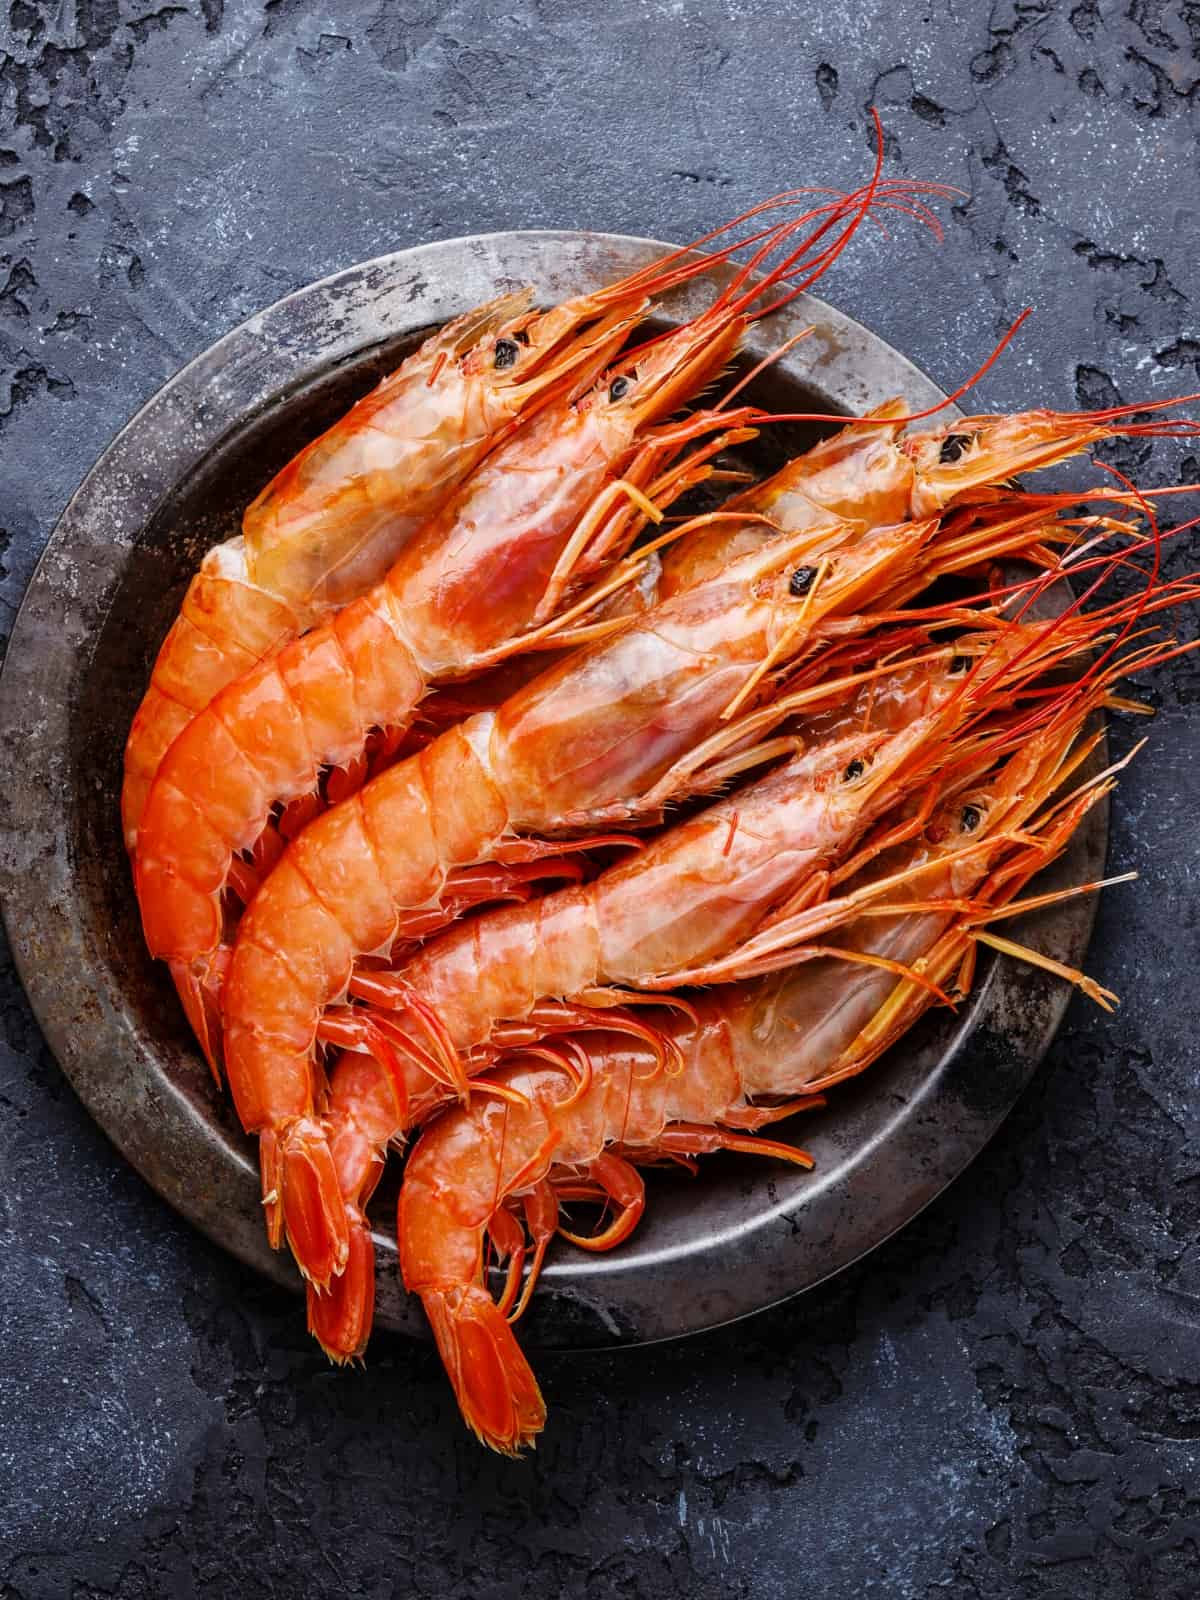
[122,289,543,850]
[120,561,301,849]
[122,274,672,854]
[395,721,938,1054]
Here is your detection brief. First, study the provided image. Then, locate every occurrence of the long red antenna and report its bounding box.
[737,308,1035,435]
[616,176,952,369]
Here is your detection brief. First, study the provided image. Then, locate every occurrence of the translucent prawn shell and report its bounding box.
[725,706,1072,1101]
[240,289,561,616]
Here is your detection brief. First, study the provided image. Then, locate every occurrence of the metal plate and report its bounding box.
[0,232,1105,1348]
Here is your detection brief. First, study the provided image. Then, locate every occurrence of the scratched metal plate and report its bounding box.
[0,233,1105,1348]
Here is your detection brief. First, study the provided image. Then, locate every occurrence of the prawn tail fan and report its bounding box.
[421,1284,546,1455]
[278,1120,352,1289]
[307,1209,376,1365]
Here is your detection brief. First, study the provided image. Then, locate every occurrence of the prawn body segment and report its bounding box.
[134,591,426,963]
[224,720,507,1113]
[120,553,302,849]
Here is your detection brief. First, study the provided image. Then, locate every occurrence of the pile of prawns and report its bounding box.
[126,138,1200,1453]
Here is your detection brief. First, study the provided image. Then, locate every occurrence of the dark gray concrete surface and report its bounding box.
[3,2,1200,1595]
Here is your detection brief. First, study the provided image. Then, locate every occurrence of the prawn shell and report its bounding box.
[121,568,299,846]
[489,579,781,823]
[389,403,617,670]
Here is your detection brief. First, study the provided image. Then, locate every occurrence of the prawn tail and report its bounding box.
[279,1118,352,1289]
[421,1284,546,1456]
[307,1207,375,1364]
[168,955,227,1084]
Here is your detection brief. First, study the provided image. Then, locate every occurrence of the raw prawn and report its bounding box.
[223,492,1085,1294]
[399,698,1130,1452]
[136,197,851,1066]
[122,176,892,847]
[640,392,1200,612]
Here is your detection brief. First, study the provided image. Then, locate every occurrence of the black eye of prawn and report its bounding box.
[939,432,973,464]
[960,804,983,833]
[493,338,521,370]
[789,565,817,597]
[843,758,865,783]
[609,374,632,402]
[950,654,972,675]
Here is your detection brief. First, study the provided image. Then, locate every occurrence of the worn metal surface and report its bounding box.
[0,230,1102,1346]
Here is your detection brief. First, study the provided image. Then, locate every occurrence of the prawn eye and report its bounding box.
[960,804,982,833]
[493,338,521,370]
[950,654,972,675]
[939,432,972,464]
[609,374,632,402]
[789,565,817,597]
[842,758,865,783]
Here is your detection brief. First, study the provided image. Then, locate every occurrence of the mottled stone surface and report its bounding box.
[3,1,1200,1595]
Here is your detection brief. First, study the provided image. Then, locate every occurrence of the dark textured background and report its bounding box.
[3,2,1200,1595]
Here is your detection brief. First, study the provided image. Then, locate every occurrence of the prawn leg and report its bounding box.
[279,1117,351,1290]
[557,1154,646,1250]
[648,1123,816,1168]
[510,1183,559,1322]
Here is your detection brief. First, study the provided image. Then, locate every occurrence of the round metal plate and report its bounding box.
[0,232,1105,1348]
